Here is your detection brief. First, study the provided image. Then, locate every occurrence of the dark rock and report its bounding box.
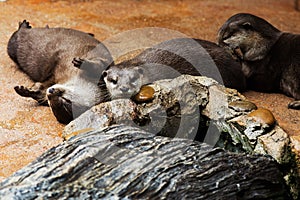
[0,125,290,199]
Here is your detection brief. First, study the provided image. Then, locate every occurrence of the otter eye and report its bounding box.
[108,77,118,84]
[242,22,252,30]
[130,76,138,82]
[102,71,108,77]
[112,79,117,84]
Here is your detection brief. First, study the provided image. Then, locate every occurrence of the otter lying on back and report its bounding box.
[100,38,246,99]
[7,20,112,123]
[218,13,300,109]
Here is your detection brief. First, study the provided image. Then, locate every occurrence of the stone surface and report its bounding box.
[64,75,212,138]
[0,125,290,199]
[63,74,299,198]
[0,0,299,186]
[63,99,137,138]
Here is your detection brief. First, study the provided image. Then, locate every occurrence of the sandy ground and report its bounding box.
[0,0,299,181]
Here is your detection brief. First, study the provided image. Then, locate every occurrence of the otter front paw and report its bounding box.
[288,100,300,110]
[18,20,32,29]
[72,57,85,68]
[14,85,47,105]
[14,85,41,97]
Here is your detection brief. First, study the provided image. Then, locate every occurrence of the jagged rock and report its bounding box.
[255,126,291,162]
[63,99,136,138]
[0,125,291,199]
[63,74,299,198]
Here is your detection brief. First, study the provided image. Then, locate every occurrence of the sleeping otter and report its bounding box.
[7,20,113,123]
[99,38,246,100]
[218,13,300,109]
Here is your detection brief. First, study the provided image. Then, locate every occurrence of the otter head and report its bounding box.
[102,65,145,99]
[218,13,282,61]
[46,76,102,124]
[46,85,73,124]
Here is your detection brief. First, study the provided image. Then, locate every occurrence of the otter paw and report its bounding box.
[18,20,31,29]
[72,57,85,68]
[14,85,47,105]
[14,85,40,97]
[288,101,300,110]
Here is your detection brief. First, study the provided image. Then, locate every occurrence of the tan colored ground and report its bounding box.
[0,0,299,181]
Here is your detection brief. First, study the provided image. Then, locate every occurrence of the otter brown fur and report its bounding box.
[7,20,113,123]
[100,38,246,99]
[218,13,300,109]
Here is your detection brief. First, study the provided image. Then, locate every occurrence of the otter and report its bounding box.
[98,38,246,100]
[7,20,113,123]
[217,13,300,110]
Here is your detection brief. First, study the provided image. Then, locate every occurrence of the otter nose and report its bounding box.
[120,87,129,93]
[48,87,55,94]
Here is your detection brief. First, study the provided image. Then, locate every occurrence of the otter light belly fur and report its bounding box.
[46,75,103,124]
[7,20,113,123]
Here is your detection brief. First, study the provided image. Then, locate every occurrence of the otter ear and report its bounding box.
[242,22,252,30]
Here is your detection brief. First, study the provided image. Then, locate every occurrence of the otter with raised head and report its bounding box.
[98,38,246,100]
[7,20,113,123]
[218,13,300,109]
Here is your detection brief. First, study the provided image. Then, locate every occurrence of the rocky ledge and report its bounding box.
[0,75,299,199]
[64,75,299,198]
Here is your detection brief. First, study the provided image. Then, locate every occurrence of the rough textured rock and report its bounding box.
[63,74,299,198]
[63,99,136,139]
[0,125,290,199]
[1,0,299,183]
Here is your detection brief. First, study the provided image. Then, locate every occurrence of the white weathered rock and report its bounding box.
[63,74,299,198]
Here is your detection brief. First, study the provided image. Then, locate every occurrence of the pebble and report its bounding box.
[248,108,276,126]
[229,100,257,112]
[133,85,155,103]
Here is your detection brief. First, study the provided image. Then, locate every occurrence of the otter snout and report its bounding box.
[48,87,56,94]
[46,86,65,99]
[120,87,129,93]
[217,28,229,46]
